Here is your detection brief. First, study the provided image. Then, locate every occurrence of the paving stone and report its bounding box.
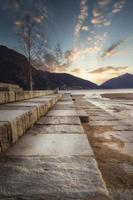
[0,94,62,145]
[57,101,74,105]
[89,116,116,121]
[76,109,89,122]
[6,134,93,156]
[52,104,75,110]
[4,101,45,107]
[0,109,31,121]
[61,97,72,101]
[0,155,109,199]
[47,110,77,117]
[100,131,133,142]
[37,116,81,125]
[29,124,84,134]
[89,120,120,126]
[103,141,133,157]
[112,125,133,131]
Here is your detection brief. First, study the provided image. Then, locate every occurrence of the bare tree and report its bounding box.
[13,0,47,90]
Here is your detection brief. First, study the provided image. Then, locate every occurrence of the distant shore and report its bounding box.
[101,92,133,100]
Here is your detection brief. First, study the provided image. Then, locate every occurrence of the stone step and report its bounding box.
[0,93,62,153]
[0,90,54,104]
[0,94,109,199]
[0,82,22,91]
[76,109,89,122]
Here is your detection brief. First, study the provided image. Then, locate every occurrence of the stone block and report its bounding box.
[47,110,78,117]
[6,134,93,156]
[37,116,81,125]
[0,155,109,199]
[0,122,11,152]
[77,109,89,122]
[28,124,84,134]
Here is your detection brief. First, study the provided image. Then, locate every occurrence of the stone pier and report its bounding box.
[0,93,109,200]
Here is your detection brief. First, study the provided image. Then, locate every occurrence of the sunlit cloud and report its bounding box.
[71,68,81,74]
[89,66,128,74]
[112,0,126,14]
[101,40,124,58]
[81,25,89,31]
[91,0,111,27]
[98,0,110,6]
[91,0,126,27]
[74,0,89,42]
[88,66,128,84]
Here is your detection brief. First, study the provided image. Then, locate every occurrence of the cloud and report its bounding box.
[101,40,124,58]
[112,0,126,14]
[91,0,111,27]
[91,0,126,27]
[98,0,110,6]
[89,66,128,74]
[71,68,81,74]
[81,25,89,31]
[88,66,128,84]
[74,0,89,41]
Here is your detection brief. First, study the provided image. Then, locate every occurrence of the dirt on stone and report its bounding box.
[82,123,133,199]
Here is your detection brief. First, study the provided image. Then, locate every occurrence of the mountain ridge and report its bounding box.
[101,73,133,89]
[0,45,98,90]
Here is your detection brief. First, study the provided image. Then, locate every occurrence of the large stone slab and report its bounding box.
[0,109,30,121]
[52,104,75,110]
[112,125,133,131]
[0,155,109,199]
[47,110,77,117]
[57,101,74,105]
[0,101,52,119]
[0,108,38,143]
[37,116,81,125]
[99,131,133,143]
[89,116,116,121]
[89,120,120,126]
[76,109,89,122]
[6,134,93,156]
[0,94,62,146]
[28,124,84,134]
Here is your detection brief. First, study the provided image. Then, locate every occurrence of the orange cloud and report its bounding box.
[88,66,128,84]
[71,68,81,74]
[101,40,124,58]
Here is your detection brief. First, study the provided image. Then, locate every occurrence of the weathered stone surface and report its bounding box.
[47,110,77,117]
[57,101,74,105]
[31,124,84,134]
[112,125,133,131]
[0,92,8,104]
[89,116,116,121]
[37,116,81,125]
[89,120,120,126]
[6,134,93,156]
[100,131,133,142]
[2,108,38,143]
[0,122,11,152]
[0,90,55,105]
[0,155,109,199]
[0,94,62,146]
[76,109,89,122]
[52,104,75,110]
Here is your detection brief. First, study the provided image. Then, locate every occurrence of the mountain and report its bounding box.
[0,45,98,90]
[101,73,133,89]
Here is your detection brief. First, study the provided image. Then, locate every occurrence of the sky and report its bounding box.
[0,0,133,84]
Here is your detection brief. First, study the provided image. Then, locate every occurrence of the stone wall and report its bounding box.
[0,90,54,104]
